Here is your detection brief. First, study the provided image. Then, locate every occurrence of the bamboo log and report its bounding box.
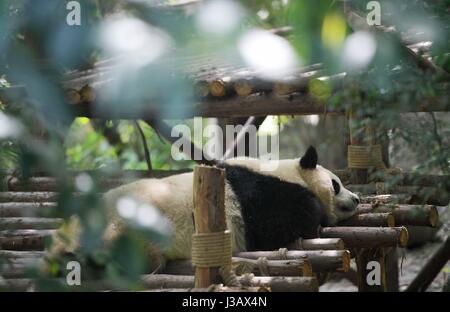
[320,227,409,248]
[290,238,345,251]
[356,204,439,227]
[236,250,350,272]
[337,213,395,227]
[0,218,63,230]
[193,166,227,288]
[0,192,61,203]
[406,235,450,292]
[0,202,57,217]
[232,257,313,277]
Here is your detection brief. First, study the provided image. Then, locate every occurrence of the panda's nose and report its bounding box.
[353,196,360,205]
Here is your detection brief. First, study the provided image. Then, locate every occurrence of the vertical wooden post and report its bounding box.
[348,113,368,184]
[193,165,226,288]
[385,247,399,291]
[349,114,398,291]
[356,248,387,292]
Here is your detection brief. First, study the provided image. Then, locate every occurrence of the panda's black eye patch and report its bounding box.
[332,179,340,195]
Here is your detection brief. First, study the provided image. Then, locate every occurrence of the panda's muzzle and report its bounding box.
[339,195,360,212]
[339,205,356,212]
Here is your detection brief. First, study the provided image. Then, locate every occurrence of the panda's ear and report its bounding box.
[300,146,318,169]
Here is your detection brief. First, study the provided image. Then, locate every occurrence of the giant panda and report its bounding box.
[51,146,359,268]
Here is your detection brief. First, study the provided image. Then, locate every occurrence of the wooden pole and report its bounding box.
[194,80,210,98]
[1,275,317,292]
[144,119,217,166]
[347,185,448,206]
[234,78,272,96]
[360,194,413,205]
[232,257,313,277]
[162,248,349,275]
[0,192,62,203]
[0,217,63,230]
[210,77,234,97]
[193,165,227,288]
[348,113,368,184]
[141,274,318,292]
[290,238,345,251]
[320,227,408,248]
[0,202,57,217]
[4,172,189,192]
[337,212,395,227]
[0,231,54,251]
[406,235,450,292]
[332,170,450,190]
[356,204,439,227]
[385,247,399,292]
[0,250,46,258]
[236,250,350,272]
[141,286,268,292]
[355,248,387,292]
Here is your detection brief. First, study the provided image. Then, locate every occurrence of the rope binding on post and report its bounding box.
[191,230,240,286]
[347,144,386,170]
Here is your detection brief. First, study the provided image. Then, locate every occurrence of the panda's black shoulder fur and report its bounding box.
[219,163,328,251]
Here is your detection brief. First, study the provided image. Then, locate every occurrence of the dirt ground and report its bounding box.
[320,206,450,292]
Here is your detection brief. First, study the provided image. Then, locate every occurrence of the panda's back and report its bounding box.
[104,173,195,259]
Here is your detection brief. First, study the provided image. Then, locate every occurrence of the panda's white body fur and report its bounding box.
[103,173,244,260]
[103,158,301,260]
[51,148,359,266]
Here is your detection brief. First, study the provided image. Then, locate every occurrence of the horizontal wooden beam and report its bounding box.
[236,250,350,272]
[2,85,449,119]
[320,226,408,248]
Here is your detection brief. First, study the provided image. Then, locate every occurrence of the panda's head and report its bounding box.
[298,146,359,225]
